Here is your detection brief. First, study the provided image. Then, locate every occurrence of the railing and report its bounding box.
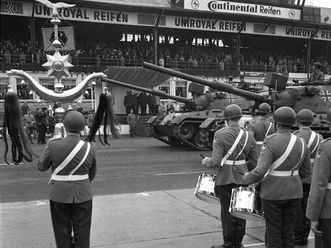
[1,53,326,74]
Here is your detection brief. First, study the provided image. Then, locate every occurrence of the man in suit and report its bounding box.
[306,107,331,248]
[202,104,257,248]
[242,107,310,248]
[38,111,96,248]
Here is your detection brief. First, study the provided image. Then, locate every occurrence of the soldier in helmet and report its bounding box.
[294,109,323,246]
[247,103,275,157]
[306,107,331,248]
[242,107,310,248]
[202,104,257,248]
[308,62,325,85]
[38,111,97,248]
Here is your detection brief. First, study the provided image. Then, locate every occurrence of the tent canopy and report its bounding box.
[104,67,170,88]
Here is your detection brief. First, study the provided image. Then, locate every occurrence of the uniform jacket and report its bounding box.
[308,71,325,84]
[38,133,97,203]
[22,114,35,128]
[208,126,257,186]
[294,127,323,184]
[137,93,148,106]
[247,116,275,157]
[306,138,331,220]
[242,129,310,200]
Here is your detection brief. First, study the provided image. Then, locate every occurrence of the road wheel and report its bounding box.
[179,123,194,139]
[168,136,183,147]
[194,130,210,150]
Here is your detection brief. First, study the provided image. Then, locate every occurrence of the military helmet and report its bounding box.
[314,61,322,69]
[224,104,242,120]
[63,111,85,132]
[258,103,271,114]
[297,109,314,124]
[273,106,296,126]
[327,107,331,124]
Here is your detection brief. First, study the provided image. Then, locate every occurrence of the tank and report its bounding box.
[144,62,331,140]
[102,77,254,150]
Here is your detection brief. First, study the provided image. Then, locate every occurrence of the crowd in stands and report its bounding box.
[1,38,330,74]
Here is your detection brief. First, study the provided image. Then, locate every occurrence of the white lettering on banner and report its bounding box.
[173,17,245,32]
[184,0,301,20]
[34,4,130,23]
[283,27,331,40]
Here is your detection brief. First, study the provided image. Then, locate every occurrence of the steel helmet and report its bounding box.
[297,109,314,124]
[258,103,271,114]
[224,104,242,120]
[273,106,296,126]
[327,107,331,124]
[63,111,85,132]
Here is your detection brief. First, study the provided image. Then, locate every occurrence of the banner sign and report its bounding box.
[184,0,301,20]
[42,26,76,52]
[1,1,330,41]
[166,16,331,41]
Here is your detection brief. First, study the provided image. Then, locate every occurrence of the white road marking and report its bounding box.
[155,171,205,176]
[245,236,314,247]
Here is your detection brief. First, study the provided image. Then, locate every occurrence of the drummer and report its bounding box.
[241,107,310,248]
[294,109,323,246]
[202,104,257,248]
[247,103,275,157]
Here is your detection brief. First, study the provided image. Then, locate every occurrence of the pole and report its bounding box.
[306,39,311,80]
[154,28,158,65]
[236,32,241,71]
[30,2,36,64]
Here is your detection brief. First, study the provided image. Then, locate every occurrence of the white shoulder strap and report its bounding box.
[307,131,317,149]
[70,143,91,175]
[52,140,85,176]
[291,137,305,171]
[265,122,273,139]
[235,131,249,161]
[310,134,320,154]
[221,129,244,166]
[270,135,297,171]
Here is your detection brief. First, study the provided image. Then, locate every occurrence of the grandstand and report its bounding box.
[0,0,330,118]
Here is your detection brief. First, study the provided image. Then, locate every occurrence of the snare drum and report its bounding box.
[229,186,263,221]
[194,173,219,204]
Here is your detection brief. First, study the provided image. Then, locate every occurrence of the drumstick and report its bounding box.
[200,154,205,158]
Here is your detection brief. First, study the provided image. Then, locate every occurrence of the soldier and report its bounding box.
[202,104,257,248]
[237,74,250,91]
[247,103,275,157]
[294,109,323,246]
[308,61,325,85]
[38,111,97,248]
[306,108,331,248]
[242,106,310,248]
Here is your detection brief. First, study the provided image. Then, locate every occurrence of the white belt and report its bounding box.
[327,183,331,190]
[50,174,89,181]
[310,158,315,163]
[223,160,246,166]
[256,141,263,145]
[268,170,299,177]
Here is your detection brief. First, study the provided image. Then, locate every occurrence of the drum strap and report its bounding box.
[221,129,244,167]
[308,131,320,154]
[265,122,273,139]
[269,135,297,172]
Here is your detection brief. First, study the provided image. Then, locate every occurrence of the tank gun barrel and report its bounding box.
[143,62,267,103]
[101,78,193,104]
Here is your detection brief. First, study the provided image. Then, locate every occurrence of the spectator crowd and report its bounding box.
[1,38,330,74]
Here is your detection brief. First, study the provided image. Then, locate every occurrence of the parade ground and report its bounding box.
[0,136,314,247]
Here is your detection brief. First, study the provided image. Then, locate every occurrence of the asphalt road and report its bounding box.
[0,136,215,203]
